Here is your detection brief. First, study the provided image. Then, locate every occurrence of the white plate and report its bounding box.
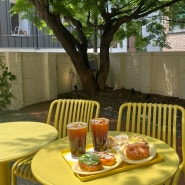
[72,154,122,175]
[118,144,156,164]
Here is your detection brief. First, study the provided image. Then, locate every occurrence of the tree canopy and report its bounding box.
[11,0,185,94]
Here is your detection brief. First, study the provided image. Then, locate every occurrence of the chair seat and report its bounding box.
[12,156,38,182]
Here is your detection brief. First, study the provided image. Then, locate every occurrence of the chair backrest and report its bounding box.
[117,102,184,149]
[117,102,185,184]
[46,99,100,139]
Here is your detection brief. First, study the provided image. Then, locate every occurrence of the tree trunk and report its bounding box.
[97,50,110,91]
[36,10,110,94]
[96,35,111,91]
[70,54,99,95]
[40,15,99,94]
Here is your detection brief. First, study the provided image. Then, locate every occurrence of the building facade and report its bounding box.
[0,0,62,49]
[163,30,185,51]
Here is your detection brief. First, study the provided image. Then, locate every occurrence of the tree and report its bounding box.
[11,0,184,94]
[165,1,185,29]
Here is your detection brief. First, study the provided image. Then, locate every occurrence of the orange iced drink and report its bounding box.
[67,122,87,158]
[90,118,109,151]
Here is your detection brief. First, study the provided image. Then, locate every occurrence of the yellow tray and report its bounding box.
[61,144,163,182]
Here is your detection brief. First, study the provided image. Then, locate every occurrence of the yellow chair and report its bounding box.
[11,99,100,185]
[117,102,185,185]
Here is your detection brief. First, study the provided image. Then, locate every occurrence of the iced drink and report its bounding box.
[90,118,109,151]
[67,122,87,158]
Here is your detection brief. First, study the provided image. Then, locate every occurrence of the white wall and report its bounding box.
[1,51,185,110]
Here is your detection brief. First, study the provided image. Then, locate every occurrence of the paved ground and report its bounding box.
[16,178,41,185]
[0,101,51,124]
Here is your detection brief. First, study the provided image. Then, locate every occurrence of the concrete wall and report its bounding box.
[107,52,185,99]
[1,51,185,110]
[1,52,59,109]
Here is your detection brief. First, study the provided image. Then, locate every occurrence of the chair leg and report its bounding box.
[11,159,21,185]
[11,164,17,185]
[171,169,181,185]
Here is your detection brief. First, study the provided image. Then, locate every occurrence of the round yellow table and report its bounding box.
[31,131,179,185]
[0,121,58,185]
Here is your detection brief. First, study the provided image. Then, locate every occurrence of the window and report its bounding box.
[10,3,30,36]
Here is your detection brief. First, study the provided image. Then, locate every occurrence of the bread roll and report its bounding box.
[78,153,102,172]
[125,136,150,160]
[94,151,116,166]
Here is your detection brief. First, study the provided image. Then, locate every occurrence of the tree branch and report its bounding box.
[64,16,88,51]
[28,0,50,15]
[137,0,182,18]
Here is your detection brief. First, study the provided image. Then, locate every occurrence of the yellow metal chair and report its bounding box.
[117,102,185,185]
[11,99,100,185]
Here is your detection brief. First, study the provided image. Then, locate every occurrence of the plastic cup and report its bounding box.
[90,118,109,151]
[67,122,87,158]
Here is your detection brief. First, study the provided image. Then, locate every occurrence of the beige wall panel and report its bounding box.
[1,51,185,110]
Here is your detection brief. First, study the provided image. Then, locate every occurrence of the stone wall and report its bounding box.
[1,51,185,110]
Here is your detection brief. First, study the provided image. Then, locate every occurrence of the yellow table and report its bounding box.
[31,131,179,185]
[0,121,58,185]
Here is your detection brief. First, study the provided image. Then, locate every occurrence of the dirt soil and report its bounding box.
[59,87,185,119]
[1,88,185,125]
